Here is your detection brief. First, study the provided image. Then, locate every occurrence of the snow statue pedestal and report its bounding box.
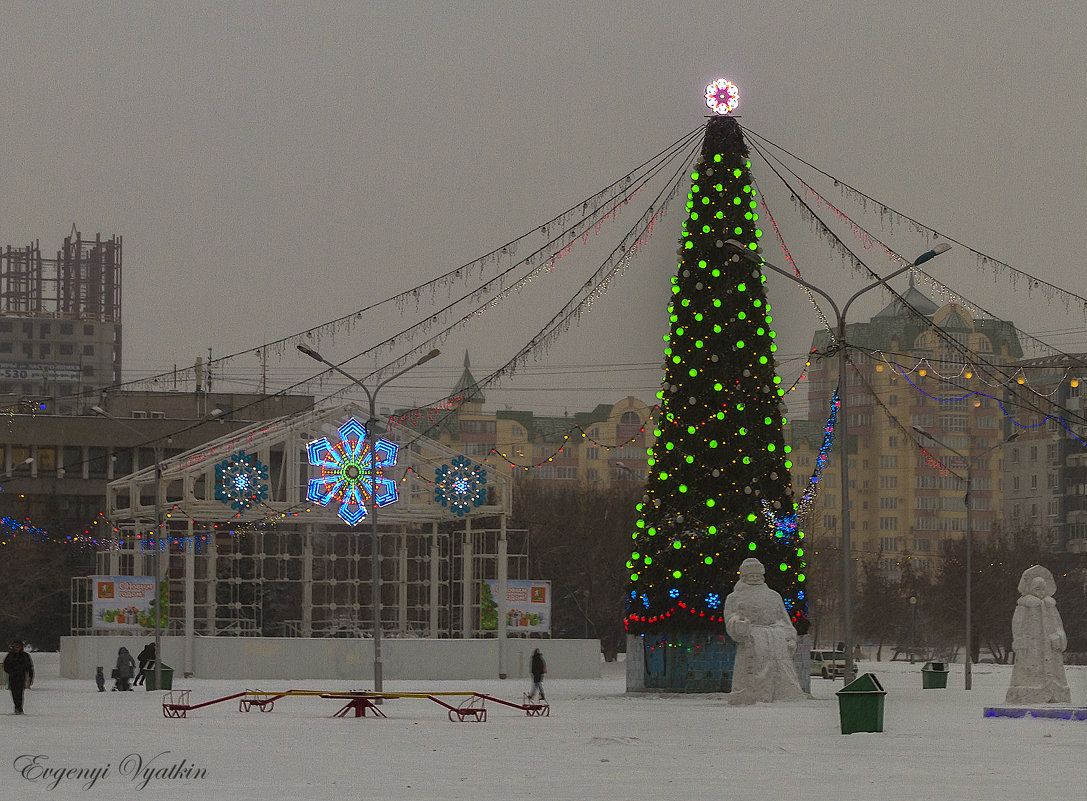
[723,558,805,705]
[985,565,1084,721]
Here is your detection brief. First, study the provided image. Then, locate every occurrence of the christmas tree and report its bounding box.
[625,85,806,655]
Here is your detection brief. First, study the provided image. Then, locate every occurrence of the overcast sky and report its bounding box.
[2,2,1084,417]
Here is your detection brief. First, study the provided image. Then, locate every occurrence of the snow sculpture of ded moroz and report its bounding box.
[1005,564,1071,705]
[723,558,804,704]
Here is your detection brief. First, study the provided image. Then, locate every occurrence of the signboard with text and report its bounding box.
[481,579,550,633]
[90,576,167,630]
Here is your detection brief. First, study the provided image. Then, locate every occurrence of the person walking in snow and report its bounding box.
[114,646,136,691]
[529,648,546,701]
[134,642,155,686]
[3,640,34,714]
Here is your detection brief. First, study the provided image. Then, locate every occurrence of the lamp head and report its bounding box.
[91,405,106,416]
[297,343,323,361]
[417,348,441,365]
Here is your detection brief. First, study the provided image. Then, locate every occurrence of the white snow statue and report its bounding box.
[1005,565,1071,705]
[723,557,804,705]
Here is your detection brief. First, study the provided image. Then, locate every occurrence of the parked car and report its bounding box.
[810,650,846,679]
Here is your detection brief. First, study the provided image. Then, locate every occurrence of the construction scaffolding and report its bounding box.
[73,402,528,655]
[0,225,122,320]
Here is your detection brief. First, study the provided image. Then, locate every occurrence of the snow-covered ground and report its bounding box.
[4,653,1085,800]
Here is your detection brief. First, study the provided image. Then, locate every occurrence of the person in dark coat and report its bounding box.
[3,640,34,714]
[95,666,106,692]
[529,648,546,701]
[134,642,156,686]
[114,647,136,691]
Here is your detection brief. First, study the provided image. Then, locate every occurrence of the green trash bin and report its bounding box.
[921,661,949,689]
[836,673,886,734]
[144,664,174,691]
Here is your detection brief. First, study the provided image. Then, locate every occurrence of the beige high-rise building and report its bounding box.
[794,282,1023,583]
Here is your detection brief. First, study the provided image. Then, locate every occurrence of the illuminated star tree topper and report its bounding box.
[705,78,740,115]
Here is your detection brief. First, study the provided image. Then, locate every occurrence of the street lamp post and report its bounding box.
[913,426,1018,689]
[92,406,222,692]
[297,345,440,693]
[726,239,950,684]
[909,595,918,665]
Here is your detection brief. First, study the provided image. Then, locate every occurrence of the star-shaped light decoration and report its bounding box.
[306,417,399,526]
[214,451,270,513]
[433,455,487,517]
[705,78,740,115]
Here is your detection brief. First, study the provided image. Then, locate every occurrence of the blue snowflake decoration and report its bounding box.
[669,588,680,599]
[307,417,399,526]
[706,592,721,609]
[214,451,269,513]
[433,455,487,517]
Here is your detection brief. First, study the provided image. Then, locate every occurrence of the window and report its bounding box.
[888,395,897,406]
[879,475,898,489]
[1013,476,1020,490]
[39,343,51,357]
[59,343,73,355]
[823,495,835,508]
[823,514,837,530]
[879,518,898,532]
[1031,475,1038,490]
[60,323,73,335]
[888,436,899,449]
[0,342,10,353]
[1030,446,1038,462]
[879,496,898,510]
[84,324,95,335]
[879,455,898,469]
[916,495,939,510]
[0,321,11,332]
[941,415,968,432]
[879,536,898,550]
[620,411,641,425]
[460,420,496,435]
[914,537,931,552]
[82,345,95,356]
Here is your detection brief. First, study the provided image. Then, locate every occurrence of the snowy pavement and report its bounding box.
[4,653,1086,800]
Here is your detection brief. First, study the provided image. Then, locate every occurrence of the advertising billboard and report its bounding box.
[90,576,168,630]
[481,579,550,633]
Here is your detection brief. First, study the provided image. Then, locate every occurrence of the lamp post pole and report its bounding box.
[909,595,917,664]
[913,427,1017,689]
[726,240,950,684]
[297,346,440,693]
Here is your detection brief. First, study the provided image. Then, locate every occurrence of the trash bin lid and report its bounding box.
[836,673,886,695]
[922,662,947,672]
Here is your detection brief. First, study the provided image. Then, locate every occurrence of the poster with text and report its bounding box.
[481,580,550,632]
[91,576,168,629]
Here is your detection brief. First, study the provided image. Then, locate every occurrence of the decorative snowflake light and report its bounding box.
[705,78,740,115]
[306,417,398,526]
[433,455,487,517]
[214,451,269,513]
